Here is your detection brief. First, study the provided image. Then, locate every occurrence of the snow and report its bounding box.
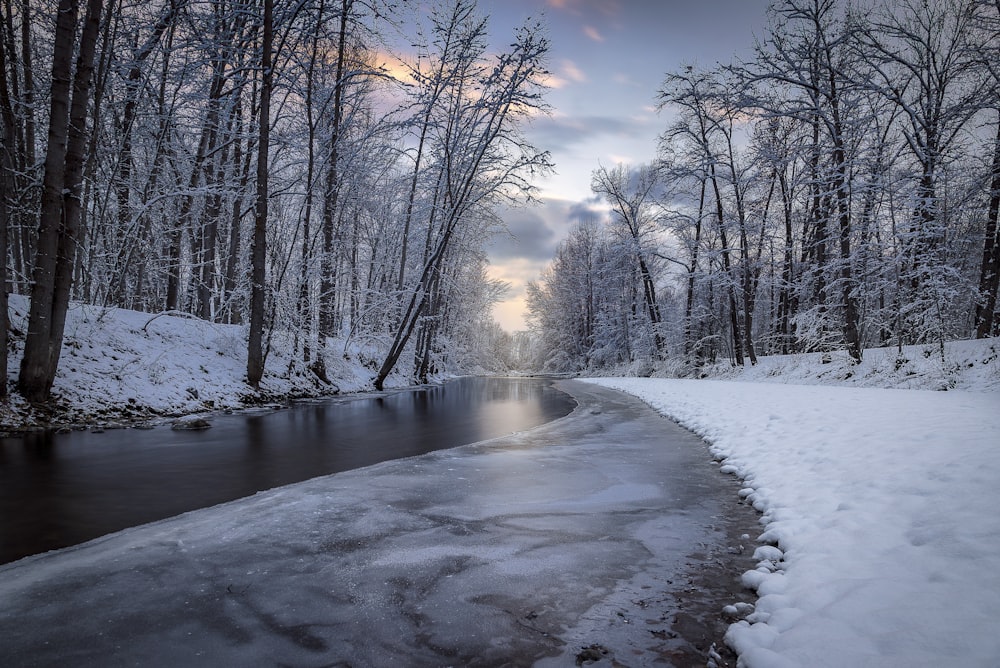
[1,295,393,429]
[583,367,1000,667]
[654,338,1000,393]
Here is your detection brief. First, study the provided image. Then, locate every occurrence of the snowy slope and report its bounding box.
[5,291,997,431]
[677,339,1000,393]
[1,295,378,429]
[584,377,1000,667]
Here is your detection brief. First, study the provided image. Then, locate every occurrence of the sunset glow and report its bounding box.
[483,0,771,331]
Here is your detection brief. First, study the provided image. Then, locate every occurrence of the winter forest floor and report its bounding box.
[0,296,385,432]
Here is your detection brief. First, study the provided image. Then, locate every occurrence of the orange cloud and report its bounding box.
[537,71,569,90]
[583,25,604,42]
[487,260,542,332]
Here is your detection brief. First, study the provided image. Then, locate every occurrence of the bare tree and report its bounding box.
[373,13,551,390]
[972,0,1000,337]
[658,66,745,364]
[748,0,863,361]
[591,163,666,357]
[246,0,272,388]
[857,0,986,342]
[19,0,105,402]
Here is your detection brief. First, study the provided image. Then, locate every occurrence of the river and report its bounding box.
[0,377,575,565]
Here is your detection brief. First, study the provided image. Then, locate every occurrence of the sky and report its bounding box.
[479,0,773,331]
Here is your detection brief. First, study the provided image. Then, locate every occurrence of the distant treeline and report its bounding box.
[527,0,1000,372]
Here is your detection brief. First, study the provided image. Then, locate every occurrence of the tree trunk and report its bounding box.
[6,0,36,291]
[166,54,227,312]
[247,0,272,389]
[197,112,232,320]
[708,162,744,366]
[0,3,17,396]
[113,25,175,308]
[315,0,352,381]
[0,181,6,397]
[683,179,705,358]
[296,0,324,363]
[828,86,863,362]
[636,253,663,355]
[975,116,1000,338]
[0,117,9,398]
[222,94,253,324]
[112,4,176,307]
[375,223,455,390]
[777,168,796,354]
[19,0,104,403]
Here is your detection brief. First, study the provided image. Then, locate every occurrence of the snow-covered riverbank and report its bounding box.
[0,297,394,431]
[669,337,1000,393]
[4,293,998,432]
[583,374,1000,667]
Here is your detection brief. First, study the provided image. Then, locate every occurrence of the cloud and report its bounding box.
[606,153,635,165]
[526,114,650,150]
[487,257,548,331]
[485,197,609,331]
[487,258,543,297]
[488,208,558,262]
[567,200,604,224]
[487,196,607,268]
[538,59,588,90]
[583,25,605,42]
[491,299,529,332]
[612,72,642,88]
[561,59,587,84]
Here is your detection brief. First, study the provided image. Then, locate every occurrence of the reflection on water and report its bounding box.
[0,377,574,565]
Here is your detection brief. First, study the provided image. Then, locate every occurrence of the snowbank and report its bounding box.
[664,338,1000,393]
[584,376,1000,667]
[2,296,379,429]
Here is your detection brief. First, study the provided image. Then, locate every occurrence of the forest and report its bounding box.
[0,0,546,403]
[0,0,998,407]
[527,0,1000,374]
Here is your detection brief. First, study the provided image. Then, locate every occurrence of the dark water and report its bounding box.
[0,377,575,565]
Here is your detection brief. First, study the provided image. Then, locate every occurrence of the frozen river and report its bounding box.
[0,380,759,665]
[0,377,575,564]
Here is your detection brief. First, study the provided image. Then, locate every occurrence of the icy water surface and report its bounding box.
[0,381,760,666]
[0,377,575,564]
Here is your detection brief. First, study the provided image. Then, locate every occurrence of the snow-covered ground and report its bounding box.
[675,338,1000,393]
[1,296,388,430]
[586,351,1000,666]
